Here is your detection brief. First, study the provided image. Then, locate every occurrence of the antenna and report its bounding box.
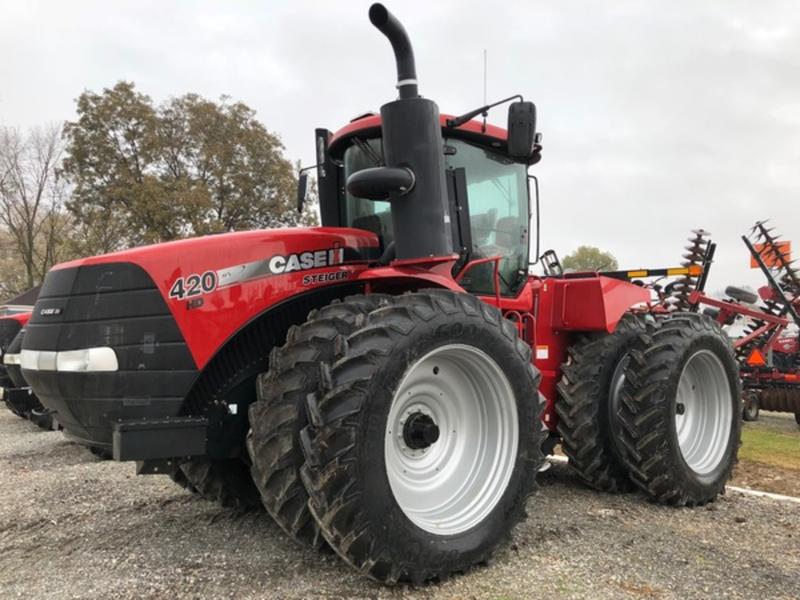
[482,49,487,132]
[483,49,487,104]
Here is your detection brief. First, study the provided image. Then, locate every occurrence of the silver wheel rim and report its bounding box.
[608,354,630,456]
[609,354,629,417]
[675,349,732,475]
[384,343,519,535]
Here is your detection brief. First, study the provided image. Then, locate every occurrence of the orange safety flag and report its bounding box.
[746,348,767,366]
[751,241,791,268]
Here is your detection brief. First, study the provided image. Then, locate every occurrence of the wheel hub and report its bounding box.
[402,412,440,450]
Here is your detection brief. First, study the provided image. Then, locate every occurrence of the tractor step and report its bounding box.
[112,417,208,461]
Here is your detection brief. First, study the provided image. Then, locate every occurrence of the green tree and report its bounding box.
[562,245,618,272]
[0,124,76,297]
[62,81,315,254]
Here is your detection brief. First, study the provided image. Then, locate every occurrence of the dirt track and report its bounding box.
[1,410,798,599]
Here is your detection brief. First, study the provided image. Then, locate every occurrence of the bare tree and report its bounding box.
[0,124,72,295]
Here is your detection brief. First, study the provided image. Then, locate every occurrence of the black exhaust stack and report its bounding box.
[346,3,452,261]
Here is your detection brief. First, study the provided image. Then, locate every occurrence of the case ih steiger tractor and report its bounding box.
[0,312,28,395]
[1,315,58,430]
[0,313,47,425]
[21,4,741,584]
[3,327,60,430]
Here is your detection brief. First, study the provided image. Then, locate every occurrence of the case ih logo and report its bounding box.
[170,245,346,301]
[39,307,62,316]
[266,247,345,275]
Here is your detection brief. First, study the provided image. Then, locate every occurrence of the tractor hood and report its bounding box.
[39,226,380,370]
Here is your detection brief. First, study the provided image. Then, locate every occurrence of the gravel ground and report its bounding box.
[1,410,799,600]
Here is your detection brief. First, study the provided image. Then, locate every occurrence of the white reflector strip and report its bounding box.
[21,347,118,372]
[3,352,21,366]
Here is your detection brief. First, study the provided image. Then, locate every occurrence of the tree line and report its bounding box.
[0,81,315,299]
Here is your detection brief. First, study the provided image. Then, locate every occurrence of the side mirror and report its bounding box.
[297,172,309,213]
[507,101,537,160]
[346,166,415,201]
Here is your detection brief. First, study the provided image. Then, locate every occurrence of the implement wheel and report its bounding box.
[725,286,758,304]
[617,313,741,506]
[300,291,545,584]
[247,294,393,549]
[742,392,760,422]
[556,314,648,492]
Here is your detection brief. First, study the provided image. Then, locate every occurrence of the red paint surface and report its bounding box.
[0,312,30,326]
[329,114,509,153]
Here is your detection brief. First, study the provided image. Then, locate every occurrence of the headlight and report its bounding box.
[21,347,118,372]
[3,352,21,366]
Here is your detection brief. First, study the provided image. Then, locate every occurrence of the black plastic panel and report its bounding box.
[22,262,198,446]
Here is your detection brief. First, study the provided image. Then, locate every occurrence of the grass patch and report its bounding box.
[739,426,800,471]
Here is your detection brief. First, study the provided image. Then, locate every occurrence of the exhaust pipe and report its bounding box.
[368,3,418,99]
[346,4,452,261]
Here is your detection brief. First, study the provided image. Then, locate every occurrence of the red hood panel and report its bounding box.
[54,227,379,368]
[0,312,31,326]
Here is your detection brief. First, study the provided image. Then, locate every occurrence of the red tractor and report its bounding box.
[0,312,29,394]
[0,313,58,430]
[21,4,741,584]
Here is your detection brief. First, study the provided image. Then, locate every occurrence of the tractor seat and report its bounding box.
[495,216,520,251]
[352,213,394,249]
[352,214,384,240]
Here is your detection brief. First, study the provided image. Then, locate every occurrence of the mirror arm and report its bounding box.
[446,94,524,128]
[296,163,322,213]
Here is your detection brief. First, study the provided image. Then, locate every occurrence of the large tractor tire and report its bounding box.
[300,291,546,584]
[179,458,262,510]
[247,294,393,549]
[169,464,198,494]
[742,391,760,422]
[616,313,741,506]
[556,314,648,493]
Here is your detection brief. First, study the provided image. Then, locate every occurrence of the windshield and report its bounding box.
[342,137,530,295]
[342,139,393,248]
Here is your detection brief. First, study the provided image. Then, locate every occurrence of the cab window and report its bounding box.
[444,140,529,296]
[341,137,530,295]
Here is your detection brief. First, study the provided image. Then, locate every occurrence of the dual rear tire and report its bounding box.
[559,312,741,506]
[556,314,646,492]
[615,313,741,505]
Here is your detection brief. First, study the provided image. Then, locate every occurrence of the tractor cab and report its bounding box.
[314,114,538,296]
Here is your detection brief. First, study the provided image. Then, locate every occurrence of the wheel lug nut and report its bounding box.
[676,402,686,415]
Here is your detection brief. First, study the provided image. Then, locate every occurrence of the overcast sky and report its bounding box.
[2,0,799,292]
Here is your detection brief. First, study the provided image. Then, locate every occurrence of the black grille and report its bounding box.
[22,263,198,445]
